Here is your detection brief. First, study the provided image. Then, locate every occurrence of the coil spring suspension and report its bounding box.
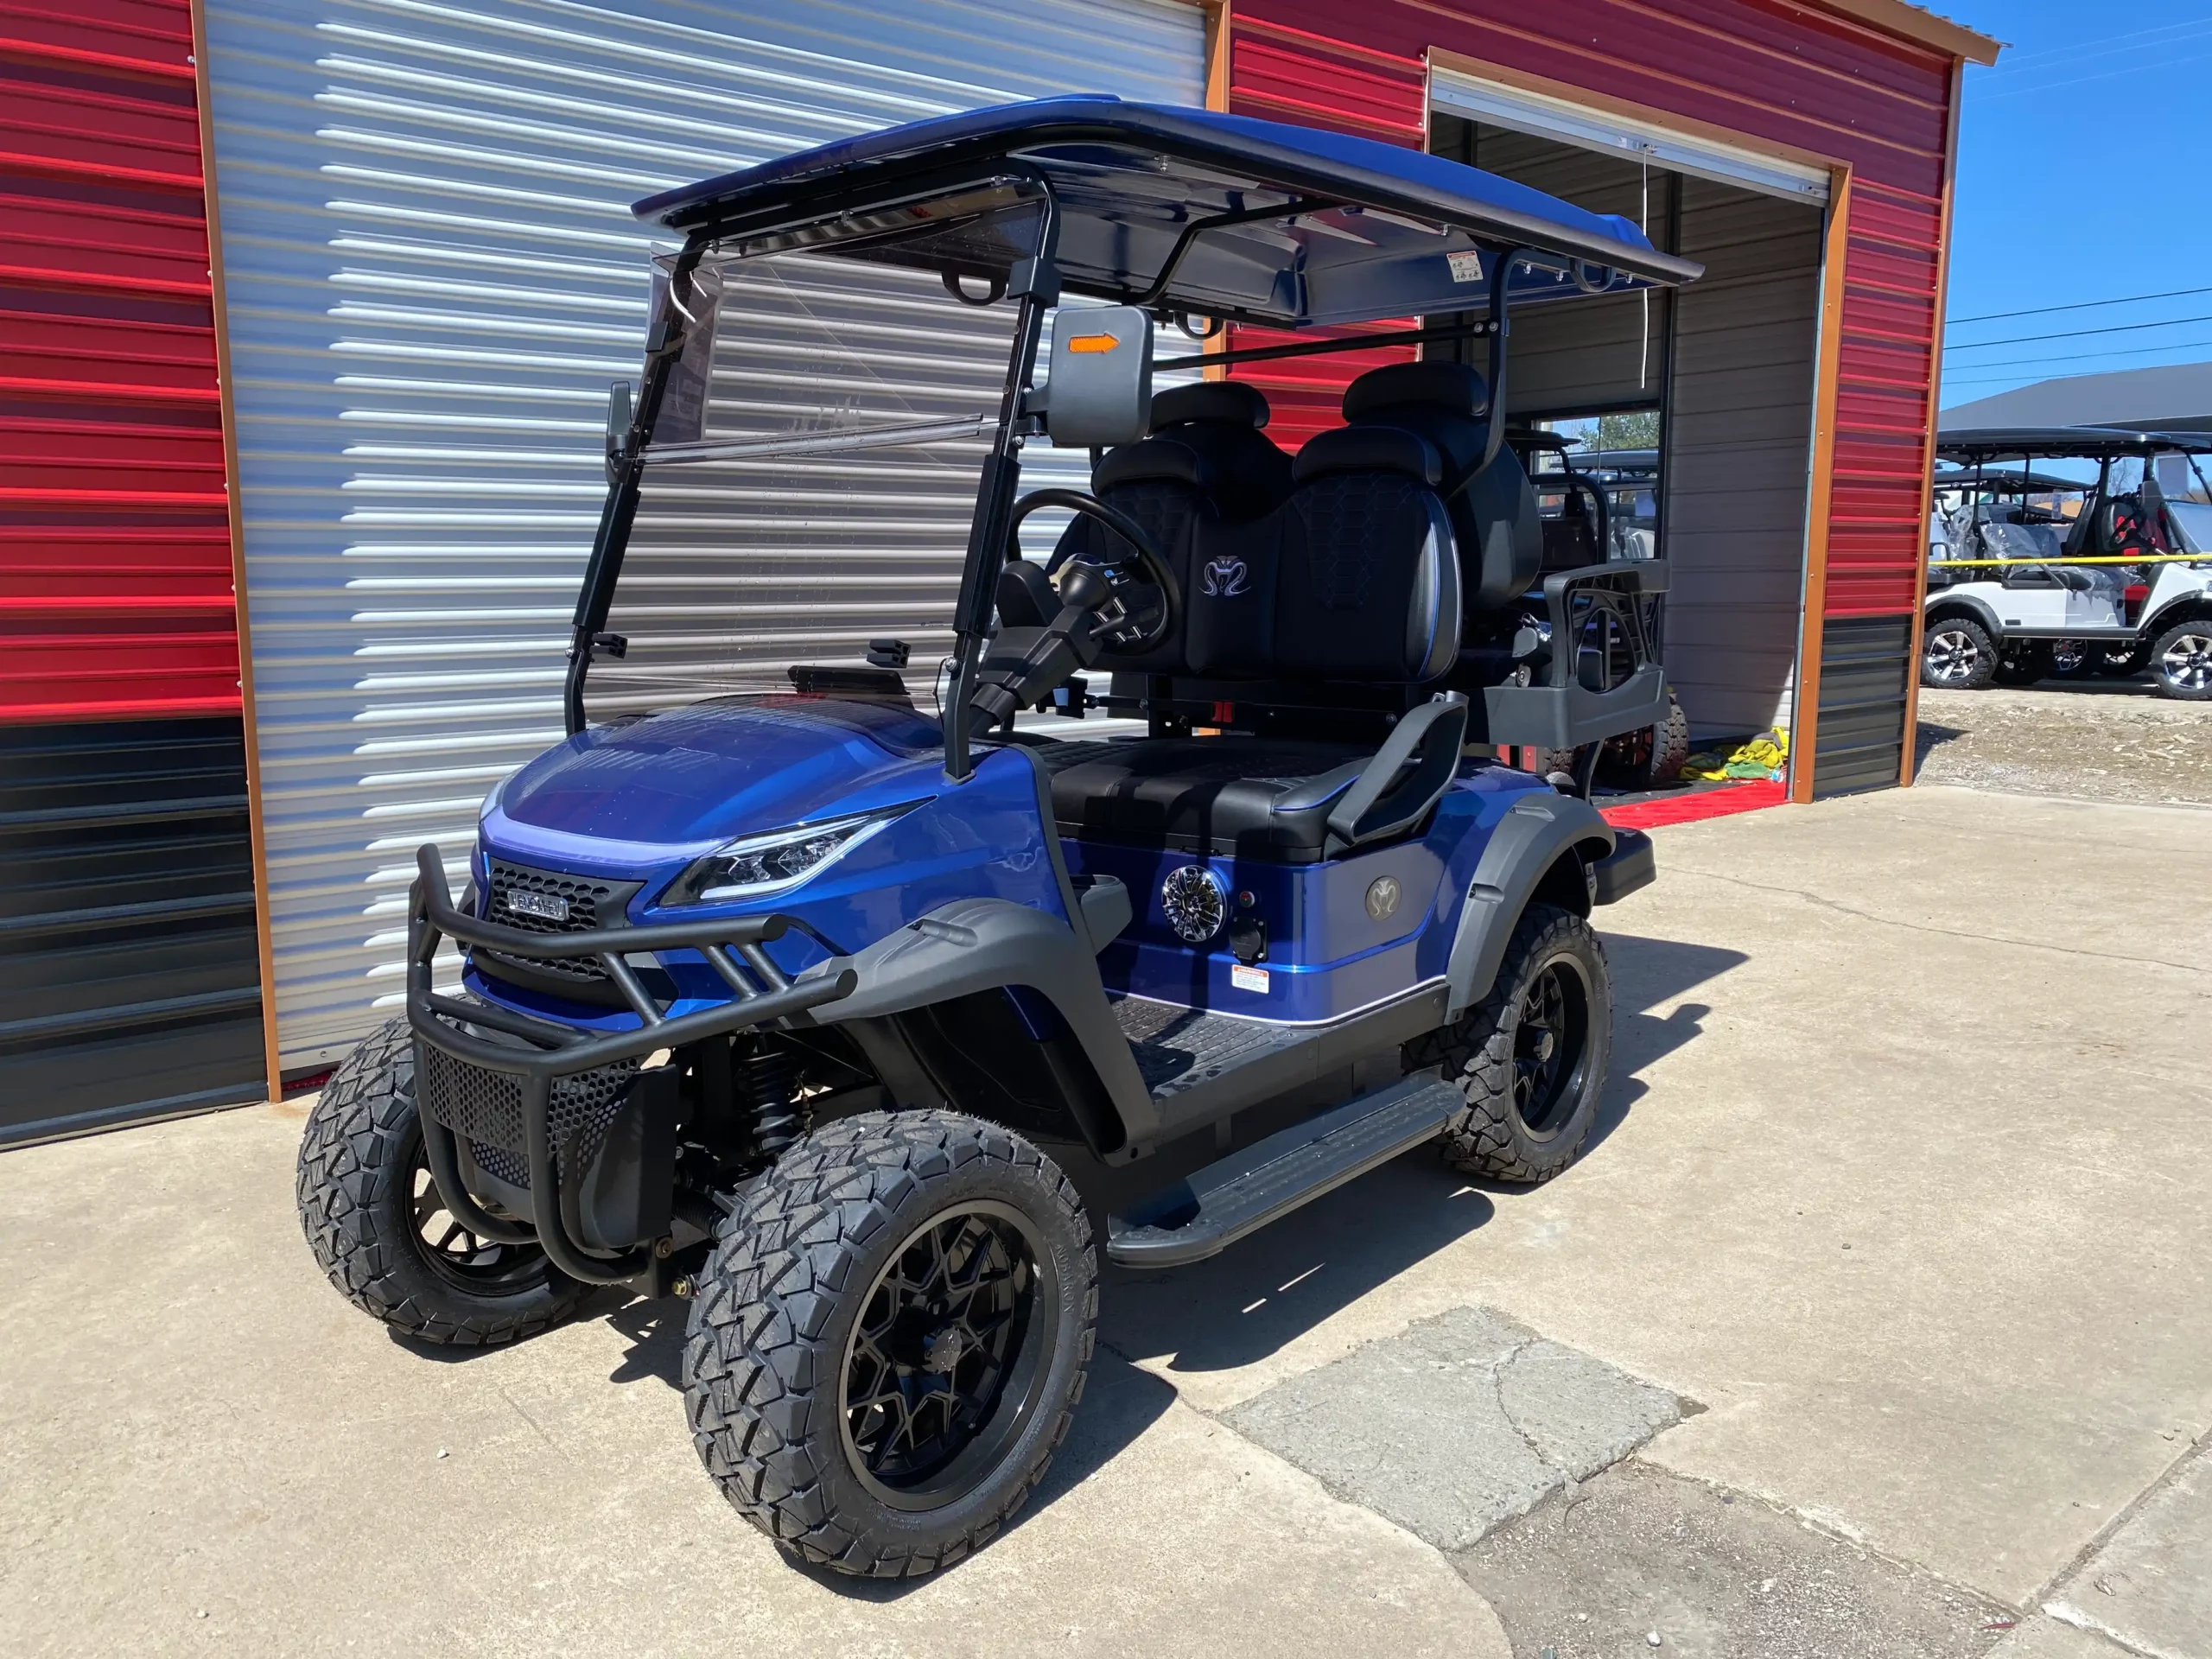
[738,1041,807,1162]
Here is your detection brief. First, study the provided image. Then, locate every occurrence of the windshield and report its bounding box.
[2169,500,2212,556]
[582,190,1052,723]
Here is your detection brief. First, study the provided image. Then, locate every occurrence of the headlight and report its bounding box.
[662,802,922,906]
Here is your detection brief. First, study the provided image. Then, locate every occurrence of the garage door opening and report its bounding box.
[1430,98,1830,754]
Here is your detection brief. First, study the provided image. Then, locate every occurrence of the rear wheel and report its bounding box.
[296,1017,588,1346]
[2044,639,2100,680]
[2152,620,2212,700]
[2095,642,2153,678]
[1922,617,1997,689]
[1598,689,1691,790]
[1405,903,1612,1185]
[683,1110,1095,1577]
[1992,642,2051,686]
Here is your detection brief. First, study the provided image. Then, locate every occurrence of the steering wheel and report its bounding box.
[1009,488,1181,653]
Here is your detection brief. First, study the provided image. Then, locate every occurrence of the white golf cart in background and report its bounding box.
[1923,427,2212,700]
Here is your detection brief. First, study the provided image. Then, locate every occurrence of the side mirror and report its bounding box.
[1042,306,1153,448]
[605,380,633,483]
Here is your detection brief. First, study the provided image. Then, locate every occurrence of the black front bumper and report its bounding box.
[1589,827,1655,905]
[404,845,854,1285]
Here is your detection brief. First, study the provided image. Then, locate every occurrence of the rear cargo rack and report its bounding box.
[404,844,855,1286]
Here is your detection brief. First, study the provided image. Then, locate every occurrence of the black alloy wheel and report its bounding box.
[297,1016,588,1346]
[840,1201,1054,1510]
[683,1110,1095,1577]
[1407,902,1613,1185]
[1510,958,1595,1141]
[407,1142,550,1298]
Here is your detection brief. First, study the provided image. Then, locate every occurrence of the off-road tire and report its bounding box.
[296,1016,588,1345]
[683,1110,1096,1578]
[1599,689,1691,788]
[2151,620,2212,701]
[1922,616,1997,689]
[1991,642,2051,687]
[1405,904,1612,1185]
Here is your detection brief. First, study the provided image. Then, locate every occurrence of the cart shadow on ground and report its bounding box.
[1092,932,1745,1382]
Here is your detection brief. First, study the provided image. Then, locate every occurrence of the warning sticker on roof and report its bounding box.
[1446,251,1484,283]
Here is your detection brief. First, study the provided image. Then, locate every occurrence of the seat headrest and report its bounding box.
[1152,380,1271,430]
[1291,425,1443,488]
[1343,360,1491,423]
[1094,435,1211,494]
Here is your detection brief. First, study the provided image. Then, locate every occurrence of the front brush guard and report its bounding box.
[404,844,855,1285]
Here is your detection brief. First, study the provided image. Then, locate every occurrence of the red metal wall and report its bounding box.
[1223,0,1957,620]
[0,0,238,723]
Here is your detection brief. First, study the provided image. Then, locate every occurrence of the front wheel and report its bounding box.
[2151,620,2212,700]
[1922,617,1997,689]
[1404,903,1612,1185]
[683,1110,1096,1577]
[296,1018,589,1345]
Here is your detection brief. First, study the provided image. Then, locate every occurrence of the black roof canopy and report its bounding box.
[1937,426,2212,462]
[636,96,1704,331]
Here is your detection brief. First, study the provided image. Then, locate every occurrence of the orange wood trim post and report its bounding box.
[1204,0,1230,110]
[1899,56,1965,787]
[189,0,281,1103]
[1789,164,1854,804]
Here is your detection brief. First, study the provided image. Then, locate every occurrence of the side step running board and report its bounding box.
[1106,1075,1462,1269]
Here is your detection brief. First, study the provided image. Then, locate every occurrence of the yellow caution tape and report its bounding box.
[1934,553,2209,567]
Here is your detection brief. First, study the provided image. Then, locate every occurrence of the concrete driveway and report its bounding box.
[3,783,2208,1657]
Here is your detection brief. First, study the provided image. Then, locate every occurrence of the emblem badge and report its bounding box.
[504,889,569,923]
[1364,875,1402,921]
[1201,557,1249,598]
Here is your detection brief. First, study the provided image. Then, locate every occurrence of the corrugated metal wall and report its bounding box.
[0,0,240,721]
[1665,178,1823,739]
[0,0,265,1142]
[200,0,1205,1071]
[1227,0,1962,791]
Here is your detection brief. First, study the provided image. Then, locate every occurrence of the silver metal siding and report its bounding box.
[202,0,1205,1068]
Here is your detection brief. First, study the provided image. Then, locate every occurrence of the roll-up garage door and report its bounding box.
[202,0,1205,1071]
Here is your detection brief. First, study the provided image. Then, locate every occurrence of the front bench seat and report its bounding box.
[1045,401,1471,863]
[1005,382,1294,672]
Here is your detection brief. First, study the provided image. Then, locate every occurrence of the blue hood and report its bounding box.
[494,696,944,857]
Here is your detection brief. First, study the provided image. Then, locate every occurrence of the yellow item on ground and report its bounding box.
[1681,727,1789,784]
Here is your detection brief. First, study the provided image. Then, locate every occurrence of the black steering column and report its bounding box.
[965,489,1179,736]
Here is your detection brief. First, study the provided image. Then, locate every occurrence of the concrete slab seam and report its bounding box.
[2029,1431,2209,1611]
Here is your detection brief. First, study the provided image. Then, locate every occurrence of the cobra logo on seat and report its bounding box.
[1201,557,1249,598]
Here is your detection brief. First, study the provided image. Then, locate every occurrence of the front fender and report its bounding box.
[1444,792,1614,1019]
[807,896,1158,1146]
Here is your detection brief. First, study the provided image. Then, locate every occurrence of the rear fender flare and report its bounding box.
[804,896,1156,1150]
[1445,793,1613,1020]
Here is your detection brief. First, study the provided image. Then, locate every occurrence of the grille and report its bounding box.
[480,859,642,984]
[416,1039,639,1193]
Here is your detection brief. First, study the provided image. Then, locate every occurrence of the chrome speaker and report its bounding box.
[1160,864,1226,944]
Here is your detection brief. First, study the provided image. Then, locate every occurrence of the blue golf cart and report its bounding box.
[297,96,1700,1576]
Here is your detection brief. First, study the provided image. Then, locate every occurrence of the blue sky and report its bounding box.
[1937,3,2212,405]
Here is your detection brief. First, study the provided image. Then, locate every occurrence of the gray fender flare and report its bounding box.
[1445,793,1614,1020]
[803,896,1158,1144]
[1923,590,2005,638]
